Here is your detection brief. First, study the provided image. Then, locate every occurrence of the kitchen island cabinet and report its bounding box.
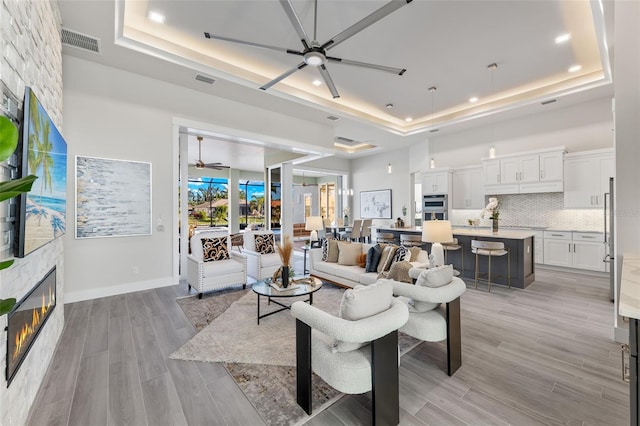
[374,226,535,288]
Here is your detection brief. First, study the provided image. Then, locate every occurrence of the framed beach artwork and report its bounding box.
[16,87,68,258]
[75,156,152,239]
[360,189,392,219]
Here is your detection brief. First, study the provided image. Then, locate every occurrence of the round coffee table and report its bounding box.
[252,277,323,324]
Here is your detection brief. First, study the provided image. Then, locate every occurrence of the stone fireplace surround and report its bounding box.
[0,1,65,425]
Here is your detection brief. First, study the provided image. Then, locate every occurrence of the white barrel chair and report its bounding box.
[291,280,409,426]
[393,265,467,376]
[242,229,281,281]
[187,230,248,299]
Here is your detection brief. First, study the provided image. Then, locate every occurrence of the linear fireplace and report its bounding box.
[6,266,56,386]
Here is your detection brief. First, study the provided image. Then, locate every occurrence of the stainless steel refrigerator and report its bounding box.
[604,177,614,302]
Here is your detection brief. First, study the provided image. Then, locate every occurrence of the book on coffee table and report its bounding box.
[270,283,302,291]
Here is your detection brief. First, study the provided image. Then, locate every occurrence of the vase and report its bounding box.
[281,266,289,288]
[492,219,499,233]
[344,214,349,225]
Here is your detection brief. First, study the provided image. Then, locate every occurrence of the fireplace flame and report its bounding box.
[13,289,54,360]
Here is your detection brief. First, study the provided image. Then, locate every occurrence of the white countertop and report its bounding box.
[374,226,535,239]
[619,254,640,319]
[452,228,536,239]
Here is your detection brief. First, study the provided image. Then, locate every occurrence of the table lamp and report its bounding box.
[305,216,324,242]
[422,220,453,266]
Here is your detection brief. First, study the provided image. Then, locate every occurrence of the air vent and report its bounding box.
[326,115,340,121]
[335,136,355,145]
[61,28,101,54]
[429,129,439,133]
[541,99,557,105]
[195,74,215,84]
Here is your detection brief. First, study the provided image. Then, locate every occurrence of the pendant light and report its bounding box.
[428,86,437,167]
[488,63,497,157]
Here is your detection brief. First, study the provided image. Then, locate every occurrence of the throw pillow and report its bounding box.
[392,245,408,264]
[416,264,454,288]
[326,238,340,263]
[386,260,413,283]
[254,233,275,254]
[377,245,398,273]
[337,242,362,266]
[333,280,394,353]
[201,237,230,262]
[357,253,367,268]
[408,246,422,262]
[365,244,382,273]
[321,238,328,261]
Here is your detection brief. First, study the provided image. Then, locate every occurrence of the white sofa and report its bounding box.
[308,243,430,288]
[242,229,281,281]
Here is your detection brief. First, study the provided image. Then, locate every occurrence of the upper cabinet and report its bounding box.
[422,169,452,195]
[483,148,565,195]
[452,167,484,209]
[564,149,614,208]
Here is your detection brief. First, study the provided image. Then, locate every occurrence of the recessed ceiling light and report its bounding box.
[469,97,479,103]
[405,117,413,122]
[568,64,582,73]
[148,11,165,24]
[555,33,571,44]
[312,79,322,86]
[386,103,394,109]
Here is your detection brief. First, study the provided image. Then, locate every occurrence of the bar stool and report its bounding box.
[471,240,510,292]
[443,238,463,272]
[376,232,395,244]
[400,234,423,248]
[360,219,372,243]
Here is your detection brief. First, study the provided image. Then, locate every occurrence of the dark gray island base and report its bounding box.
[374,227,535,289]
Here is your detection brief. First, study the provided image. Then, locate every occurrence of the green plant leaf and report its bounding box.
[0,259,14,270]
[0,298,17,316]
[0,175,37,202]
[0,116,19,163]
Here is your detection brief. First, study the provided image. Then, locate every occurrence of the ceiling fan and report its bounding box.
[204,0,412,99]
[195,136,230,170]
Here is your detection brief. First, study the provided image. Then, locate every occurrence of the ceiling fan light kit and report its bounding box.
[203,0,412,98]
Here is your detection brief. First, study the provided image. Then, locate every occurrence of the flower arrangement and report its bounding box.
[481,197,500,220]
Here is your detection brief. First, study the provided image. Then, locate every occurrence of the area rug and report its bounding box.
[173,284,421,425]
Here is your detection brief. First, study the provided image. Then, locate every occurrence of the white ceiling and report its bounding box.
[58,0,613,169]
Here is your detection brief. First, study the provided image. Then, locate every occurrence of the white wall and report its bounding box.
[613,0,640,341]
[352,147,412,228]
[62,55,337,301]
[426,97,613,169]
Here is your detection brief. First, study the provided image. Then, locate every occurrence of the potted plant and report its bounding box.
[0,116,37,315]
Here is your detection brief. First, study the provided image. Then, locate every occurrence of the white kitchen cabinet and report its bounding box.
[452,167,484,209]
[564,149,614,208]
[483,160,501,185]
[483,148,565,195]
[500,154,539,184]
[422,170,451,195]
[543,231,606,271]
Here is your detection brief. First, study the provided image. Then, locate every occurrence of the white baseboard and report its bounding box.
[64,276,177,303]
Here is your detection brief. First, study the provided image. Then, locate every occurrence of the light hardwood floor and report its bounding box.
[27,261,628,426]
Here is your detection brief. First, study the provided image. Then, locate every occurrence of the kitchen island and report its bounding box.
[374,226,535,288]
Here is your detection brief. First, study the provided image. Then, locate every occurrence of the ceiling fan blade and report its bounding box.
[326,57,406,75]
[205,163,230,169]
[260,62,308,91]
[279,0,311,50]
[204,32,291,53]
[321,0,413,51]
[318,65,340,99]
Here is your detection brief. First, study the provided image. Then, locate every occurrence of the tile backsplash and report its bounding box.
[451,192,604,232]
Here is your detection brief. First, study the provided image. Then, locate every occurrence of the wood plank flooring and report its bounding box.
[27,261,628,426]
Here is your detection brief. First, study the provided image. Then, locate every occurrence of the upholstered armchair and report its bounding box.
[187,230,247,299]
[291,281,409,426]
[242,230,281,281]
[393,265,466,376]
